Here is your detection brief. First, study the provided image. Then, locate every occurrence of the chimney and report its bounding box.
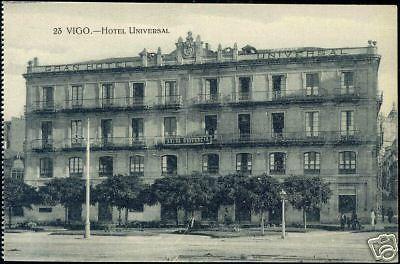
[33,57,39,66]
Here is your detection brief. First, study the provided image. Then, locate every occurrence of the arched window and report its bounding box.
[69,157,83,178]
[130,155,144,177]
[161,155,177,175]
[202,154,219,174]
[236,153,252,174]
[304,152,320,174]
[339,151,356,174]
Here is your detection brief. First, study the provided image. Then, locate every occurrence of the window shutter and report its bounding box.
[270,153,275,171]
[313,112,319,136]
[340,72,345,93]
[247,155,252,171]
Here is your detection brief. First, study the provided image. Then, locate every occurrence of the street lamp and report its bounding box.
[280,189,287,239]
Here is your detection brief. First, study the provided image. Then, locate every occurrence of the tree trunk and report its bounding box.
[64,206,68,225]
[190,211,195,229]
[303,209,307,230]
[261,211,265,236]
[125,208,129,226]
[118,208,122,226]
[8,207,12,229]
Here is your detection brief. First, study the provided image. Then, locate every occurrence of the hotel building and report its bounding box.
[23,32,382,224]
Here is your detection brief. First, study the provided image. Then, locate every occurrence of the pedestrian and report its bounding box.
[346,216,351,229]
[370,209,376,229]
[387,208,394,224]
[351,211,358,230]
[340,213,346,230]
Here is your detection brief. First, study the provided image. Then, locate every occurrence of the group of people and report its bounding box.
[339,211,361,230]
[381,207,395,223]
[340,207,395,231]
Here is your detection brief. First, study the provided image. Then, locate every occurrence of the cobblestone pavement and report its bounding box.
[4,230,399,262]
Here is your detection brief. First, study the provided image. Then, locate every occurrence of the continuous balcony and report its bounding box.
[192,93,223,107]
[153,95,183,109]
[28,130,366,152]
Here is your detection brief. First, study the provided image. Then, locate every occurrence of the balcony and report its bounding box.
[229,89,327,106]
[30,97,150,114]
[28,130,364,153]
[31,139,54,152]
[192,93,222,106]
[154,95,182,109]
[333,87,361,102]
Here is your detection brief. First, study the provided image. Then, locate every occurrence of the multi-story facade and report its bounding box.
[23,32,382,224]
[379,105,398,211]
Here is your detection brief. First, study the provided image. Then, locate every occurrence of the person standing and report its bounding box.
[387,208,394,224]
[370,209,376,229]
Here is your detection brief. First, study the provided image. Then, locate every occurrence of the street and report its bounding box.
[4,230,398,262]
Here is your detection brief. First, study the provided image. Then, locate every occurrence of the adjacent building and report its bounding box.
[23,32,382,224]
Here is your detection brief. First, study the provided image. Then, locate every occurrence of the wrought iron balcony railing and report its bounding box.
[192,93,222,105]
[154,95,183,108]
[28,130,364,152]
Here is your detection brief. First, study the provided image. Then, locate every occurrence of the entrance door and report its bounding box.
[235,201,251,223]
[68,204,82,222]
[338,195,356,214]
[98,202,113,223]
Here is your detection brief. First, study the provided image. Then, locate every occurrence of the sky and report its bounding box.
[3,3,397,120]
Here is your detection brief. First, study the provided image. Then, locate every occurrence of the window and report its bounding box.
[205,78,218,101]
[164,117,177,137]
[304,152,320,174]
[272,113,284,138]
[161,155,177,175]
[236,153,252,174]
[202,154,219,174]
[238,77,251,100]
[71,120,83,146]
[132,83,144,105]
[99,156,113,177]
[71,85,83,107]
[340,111,354,136]
[165,81,178,103]
[40,158,53,178]
[42,86,54,109]
[272,75,286,99]
[39,207,52,213]
[11,168,24,180]
[305,112,319,137]
[101,119,113,145]
[238,114,251,140]
[130,155,144,177]
[205,115,217,136]
[102,83,114,106]
[269,152,286,174]
[69,157,83,178]
[339,151,356,174]
[41,121,53,149]
[132,118,144,142]
[341,72,354,94]
[305,73,319,95]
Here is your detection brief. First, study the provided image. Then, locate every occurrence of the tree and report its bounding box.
[92,174,146,226]
[283,176,332,230]
[4,177,41,228]
[248,174,281,235]
[39,177,86,224]
[149,173,216,230]
[214,173,253,224]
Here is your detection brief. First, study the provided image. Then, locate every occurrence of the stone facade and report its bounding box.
[23,32,382,225]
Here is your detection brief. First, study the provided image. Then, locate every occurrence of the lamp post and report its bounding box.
[280,189,287,239]
[84,118,91,239]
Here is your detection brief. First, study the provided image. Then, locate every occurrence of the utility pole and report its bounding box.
[85,117,91,239]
